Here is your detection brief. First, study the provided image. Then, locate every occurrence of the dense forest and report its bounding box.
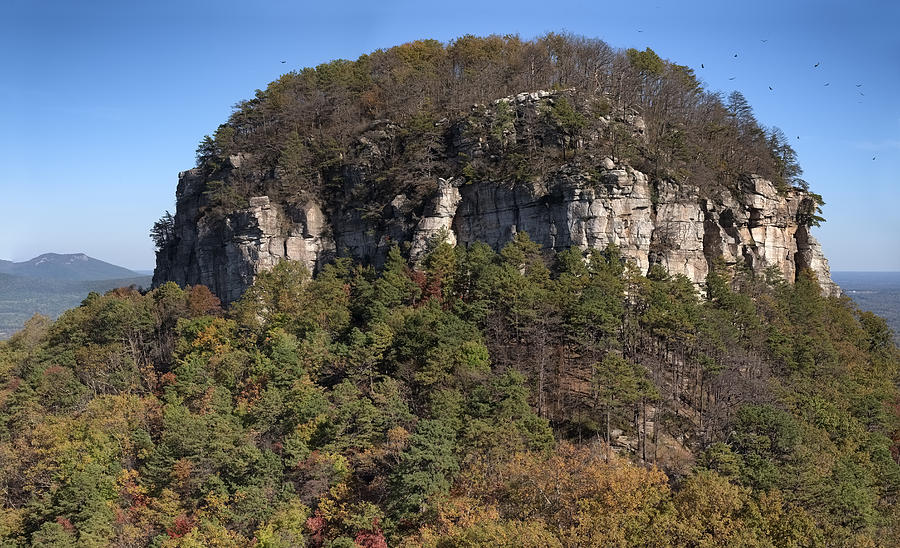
[1,234,898,546]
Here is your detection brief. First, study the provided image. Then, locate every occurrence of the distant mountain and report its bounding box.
[0,253,139,281]
[0,272,151,339]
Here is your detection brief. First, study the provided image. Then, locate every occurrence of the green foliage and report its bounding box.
[390,418,460,520]
[1,239,897,546]
[696,442,744,479]
[626,47,665,76]
[203,179,249,212]
[490,99,515,143]
[767,126,807,191]
[547,96,585,134]
[151,211,176,250]
[732,404,800,490]
[593,354,657,409]
[797,193,826,227]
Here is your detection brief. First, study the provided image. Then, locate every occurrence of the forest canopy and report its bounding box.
[2,235,898,546]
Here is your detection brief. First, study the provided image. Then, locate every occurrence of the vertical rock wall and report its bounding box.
[155,164,839,303]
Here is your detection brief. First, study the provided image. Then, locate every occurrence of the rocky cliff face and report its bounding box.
[154,90,839,302]
[154,163,839,302]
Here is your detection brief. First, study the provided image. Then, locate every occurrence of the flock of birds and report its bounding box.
[275,37,878,162]
[699,39,876,161]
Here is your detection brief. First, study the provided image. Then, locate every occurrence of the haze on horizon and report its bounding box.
[1,0,898,272]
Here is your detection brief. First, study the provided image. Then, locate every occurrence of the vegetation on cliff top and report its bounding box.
[2,235,898,546]
[185,34,815,224]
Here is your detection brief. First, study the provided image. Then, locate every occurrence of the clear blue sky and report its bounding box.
[1,0,898,271]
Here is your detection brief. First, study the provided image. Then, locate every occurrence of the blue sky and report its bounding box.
[1,0,897,271]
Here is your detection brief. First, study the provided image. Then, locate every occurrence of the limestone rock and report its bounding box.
[409,178,462,262]
[153,170,335,303]
[796,226,841,297]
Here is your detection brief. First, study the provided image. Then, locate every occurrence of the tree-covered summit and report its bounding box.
[193,34,809,215]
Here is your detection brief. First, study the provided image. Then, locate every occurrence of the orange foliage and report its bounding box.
[186,285,222,317]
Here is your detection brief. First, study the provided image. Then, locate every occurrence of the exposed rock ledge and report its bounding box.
[154,163,839,303]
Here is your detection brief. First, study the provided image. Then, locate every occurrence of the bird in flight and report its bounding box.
[729,77,736,80]
[701,63,704,68]
[769,86,773,90]
[733,54,738,58]
[760,39,768,43]
[873,156,876,161]
[856,84,863,87]
[814,62,820,67]
[281,61,286,63]
[824,83,830,86]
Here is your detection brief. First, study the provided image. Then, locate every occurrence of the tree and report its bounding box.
[592,354,658,452]
[150,211,175,250]
[767,126,807,190]
[390,418,459,521]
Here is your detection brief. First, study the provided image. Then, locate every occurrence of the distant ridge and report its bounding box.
[0,253,139,281]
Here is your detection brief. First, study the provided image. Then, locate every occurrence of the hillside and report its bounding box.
[0,253,140,281]
[2,240,899,546]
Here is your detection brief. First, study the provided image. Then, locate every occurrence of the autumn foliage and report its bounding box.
[1,237,898,546]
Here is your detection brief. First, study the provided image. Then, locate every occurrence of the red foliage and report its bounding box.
[411,270,446,305]
[423,277,443,303]
[55,516,75,533]
[167,514,194,538]
[410,270,427,293]
[159,372,177,386]
[108,286,141,298]
[355,524,388,548]
[186,285,223,316]
[43,365,66,377]
[306,511,326,547]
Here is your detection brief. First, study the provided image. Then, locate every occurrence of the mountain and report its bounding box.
[3,34,898,546]
[0,252,140,281]
[151,36,837,303]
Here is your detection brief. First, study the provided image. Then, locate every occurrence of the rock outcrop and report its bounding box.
[153,169,335,303]
[155,165,838,302]
[154,90,839,302]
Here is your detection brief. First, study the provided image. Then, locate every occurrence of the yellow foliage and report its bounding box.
[0,506,24,540]
[407,496,560,548]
